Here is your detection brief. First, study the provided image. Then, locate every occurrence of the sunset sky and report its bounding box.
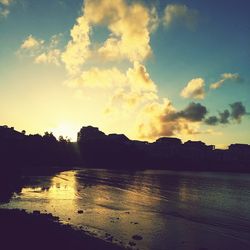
[0,0,249,148]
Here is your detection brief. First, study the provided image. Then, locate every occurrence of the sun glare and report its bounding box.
[51,122,79,142]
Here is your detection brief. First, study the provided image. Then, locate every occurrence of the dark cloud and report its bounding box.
[219,110,230,124]
[169,102,208,122]
[205,102,248,126]
[204,116,219,125]
[230,102,247,122]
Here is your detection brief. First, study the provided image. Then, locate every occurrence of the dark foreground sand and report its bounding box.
[0,209,125,250]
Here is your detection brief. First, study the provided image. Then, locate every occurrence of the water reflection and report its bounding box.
[1,169,250,250]
[48,172,77,200]
[20,171,77,200]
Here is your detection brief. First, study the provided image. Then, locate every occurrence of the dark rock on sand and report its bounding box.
[129,241,136,246]
[132,235,143,241]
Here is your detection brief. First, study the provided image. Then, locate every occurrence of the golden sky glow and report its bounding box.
[0,0,249,147]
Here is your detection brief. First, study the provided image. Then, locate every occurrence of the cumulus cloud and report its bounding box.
[65,61,158,91]
[149,6,160,32]
[65,67,127,88]
[180,78,205,99]
[0,0,12,17]
[59,1,209,140]
[0,0,12,5]
[21,35,44,49]
[107,88,158,113]
[163,4,199,30]
[204,116,219,126]
[16,1,246,141]
[169,102,208,122]
[0,8,9,17]
[97,3,152,62]
[19,34,62,65]
[34,34,62,65]
[137,99,248,140]
[103,62,158,112]
[230,102,247,123]
[127,61,157,93]
[35,49,61,66]
[219,110,230,124]
[61,16,90,75]
[210,73,242,89]
[205,110,230,126]
[61,0,154,75]
[136,99,202,139]
[205,102,247,125]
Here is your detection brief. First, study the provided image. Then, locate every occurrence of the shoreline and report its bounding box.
[0,208,126,250]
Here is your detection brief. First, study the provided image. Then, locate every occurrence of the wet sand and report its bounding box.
[0,208,124,250]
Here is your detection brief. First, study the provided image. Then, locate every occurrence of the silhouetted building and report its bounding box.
[155,137,182,146]
[0,124,250,175]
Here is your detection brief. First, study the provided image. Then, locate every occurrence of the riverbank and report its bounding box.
[0,208,125,250]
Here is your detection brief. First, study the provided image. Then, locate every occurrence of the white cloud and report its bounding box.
[61,0,154,75]
[35,49,61,66]
[19,34,62,66]
[0,8,9,17]
[126,61,157,93]
[21,35,44,49]
[97,2,152,62]
[163,4,199,30]
[149,6,160,32]
[15,1,208,141]
[61,16,91,75]
[210,73,241,89]
[181,78,205,99]
[0,0,12,5]
[65,67,127,88]
[60,1,205,140]
[103,63,159,118]
[135,99,200,140]
[0,0,13,18]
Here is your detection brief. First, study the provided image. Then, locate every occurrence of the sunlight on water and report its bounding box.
[21,171,77,201]
[47,172,77,200]
[2,169,250,250]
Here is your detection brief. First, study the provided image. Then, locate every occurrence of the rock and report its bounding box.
[132,235,143,241]
[130,221,139,225]
[129,241,136,246]
[77,210,84,214]
[106,236,113,242]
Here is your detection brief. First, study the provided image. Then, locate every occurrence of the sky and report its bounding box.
[0,0,250,148]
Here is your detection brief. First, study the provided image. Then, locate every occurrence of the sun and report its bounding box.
[51,122,79,142]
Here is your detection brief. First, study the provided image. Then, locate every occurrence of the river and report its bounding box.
[1,169,250,250]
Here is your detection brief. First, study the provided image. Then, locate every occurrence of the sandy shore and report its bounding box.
[0,208,125,250]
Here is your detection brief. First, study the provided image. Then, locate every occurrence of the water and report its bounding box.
[1,169,250,250]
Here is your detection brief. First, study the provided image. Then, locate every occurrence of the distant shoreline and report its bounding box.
[1,125,250,174]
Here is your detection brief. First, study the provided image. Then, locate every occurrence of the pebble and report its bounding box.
[132,235,143,241]
[129,241,136,246]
